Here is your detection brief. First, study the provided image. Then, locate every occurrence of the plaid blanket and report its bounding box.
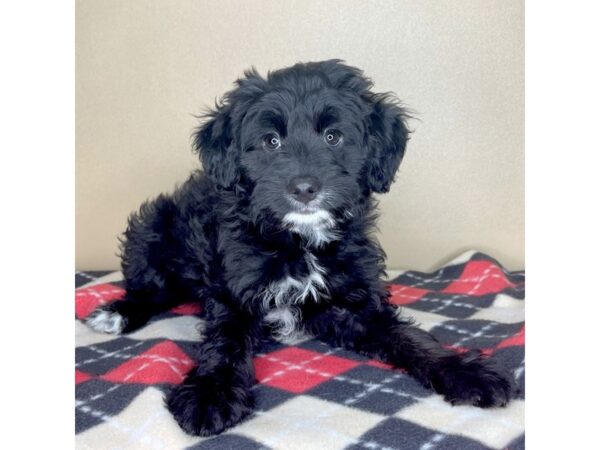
[75,251,525,450]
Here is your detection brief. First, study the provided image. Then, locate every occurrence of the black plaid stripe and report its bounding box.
[307,365,433,416]
[405,292,498,319]
[297,338,372,362]
[505,433,525,450]
[76,337,156,375]
[253,384,296,411]
[429,320,523,348]
[494,346,525,400]
[75,270,112,288]
[76,380,147,433]
[345,417,494,450]
[390,263,467,291]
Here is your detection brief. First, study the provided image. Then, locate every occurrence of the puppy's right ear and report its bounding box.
[193,106,239,189]
[194,68,267,189]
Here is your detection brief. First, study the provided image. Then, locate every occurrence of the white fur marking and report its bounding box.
[261,253,328,341]
[264,306,309,344]
[283,209,339,248]
[283,210,334,227]
[86,310,125,335]
[261,253,329,309]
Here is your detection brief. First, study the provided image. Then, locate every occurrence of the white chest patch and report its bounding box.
[261,253,328,342]
[261,253,328,308]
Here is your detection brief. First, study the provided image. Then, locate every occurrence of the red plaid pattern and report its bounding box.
[255,347,361,393]
[99,341,195,385]
[441,260,517,295]
[389,284,429,305]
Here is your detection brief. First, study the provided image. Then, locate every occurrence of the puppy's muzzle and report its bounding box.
[286,176,322,205]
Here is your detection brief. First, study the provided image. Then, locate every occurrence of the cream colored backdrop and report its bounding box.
[76,0,524,271]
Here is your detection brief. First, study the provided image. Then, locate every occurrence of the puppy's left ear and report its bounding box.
[364,96,411,193]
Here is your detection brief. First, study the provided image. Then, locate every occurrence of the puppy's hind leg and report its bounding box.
[86,282,190,334]
[307,302,514,408]
[86,195,198,334]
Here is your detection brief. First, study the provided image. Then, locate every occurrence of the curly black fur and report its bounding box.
[86,60,513,436]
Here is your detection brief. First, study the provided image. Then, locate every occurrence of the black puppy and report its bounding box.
[86,60,513,436]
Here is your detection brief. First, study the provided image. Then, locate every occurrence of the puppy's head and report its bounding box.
[194,60,411,246]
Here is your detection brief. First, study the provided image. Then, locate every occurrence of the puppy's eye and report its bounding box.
[324,129,343,147]
[263,133,281,150]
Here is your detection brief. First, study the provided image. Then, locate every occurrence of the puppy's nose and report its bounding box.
[287,176,322,204]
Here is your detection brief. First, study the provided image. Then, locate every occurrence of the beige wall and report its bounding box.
[76,0,524,272]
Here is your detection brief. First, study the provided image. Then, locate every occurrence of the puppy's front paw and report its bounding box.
[431,352,513,408]
[165,369,255,436]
